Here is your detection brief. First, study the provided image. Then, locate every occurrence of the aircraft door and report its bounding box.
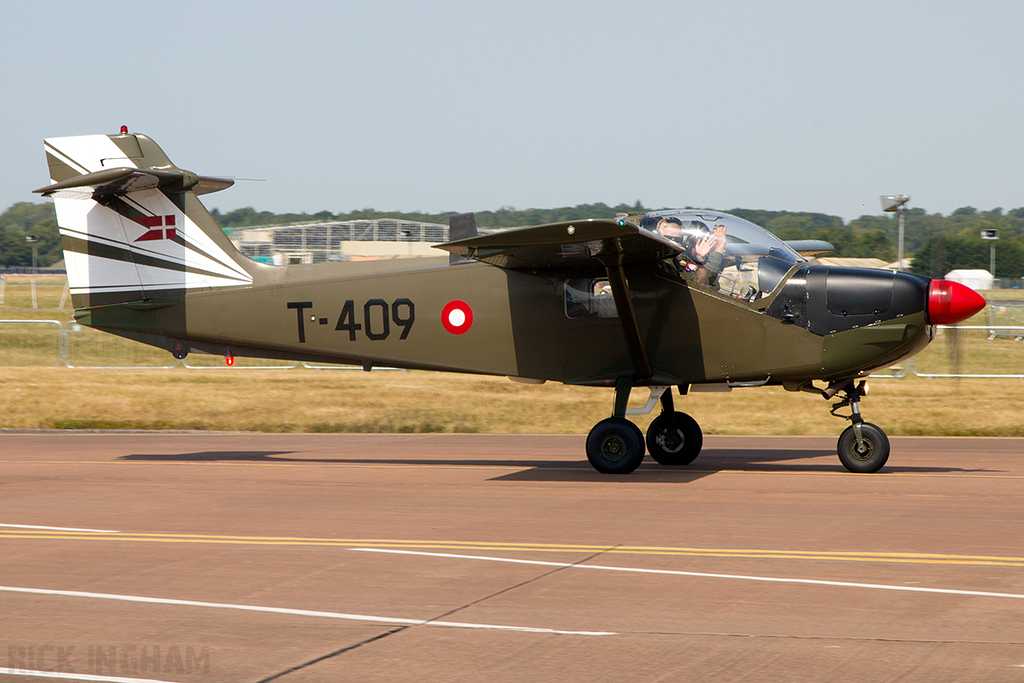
[715,310,767,383]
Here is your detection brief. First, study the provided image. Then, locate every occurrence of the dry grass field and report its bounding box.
[0,275,72,317]
[1,366,1022,437]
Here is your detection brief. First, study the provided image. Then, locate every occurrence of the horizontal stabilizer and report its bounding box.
[34,167,234,198]
[435,219,681,273]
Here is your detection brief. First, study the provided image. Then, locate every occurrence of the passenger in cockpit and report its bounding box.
[656,217,727,288]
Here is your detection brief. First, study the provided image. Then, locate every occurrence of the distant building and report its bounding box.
[229,219,450,265]
[945,269,993,291]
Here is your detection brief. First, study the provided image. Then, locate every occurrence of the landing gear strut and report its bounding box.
[585,381,704,474]
[828,380,890,473]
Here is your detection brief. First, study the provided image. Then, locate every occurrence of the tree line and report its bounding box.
[3,200,1023,278]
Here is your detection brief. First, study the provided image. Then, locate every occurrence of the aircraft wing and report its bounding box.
[435,219,681,273]
[784,239,834,257]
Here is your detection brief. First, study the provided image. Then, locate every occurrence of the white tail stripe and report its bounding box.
[43,143,90,176]
[59,223,250,282]
[45,135,137,175]
[55,190,252,296]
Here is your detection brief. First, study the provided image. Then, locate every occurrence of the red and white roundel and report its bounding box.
[442,300,473,335]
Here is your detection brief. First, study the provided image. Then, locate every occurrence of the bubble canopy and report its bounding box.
[639,209,804,300]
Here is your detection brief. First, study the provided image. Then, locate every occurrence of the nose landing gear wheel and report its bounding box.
[837,422,890,473]
[646,411,703,465]
[586,417,645,474]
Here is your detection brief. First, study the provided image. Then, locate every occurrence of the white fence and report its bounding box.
[0,321,360,370]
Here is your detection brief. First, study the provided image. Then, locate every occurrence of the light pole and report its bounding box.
[25,235,39,275]
[880,195,910,271]
[25,235,40,309]
[981,228,999,287]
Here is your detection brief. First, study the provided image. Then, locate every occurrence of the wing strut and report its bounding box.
[603,258,652,382]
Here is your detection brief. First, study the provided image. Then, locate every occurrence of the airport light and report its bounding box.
[881,195,910,271]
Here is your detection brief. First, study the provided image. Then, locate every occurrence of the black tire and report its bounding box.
[586,417,646,474]
[628,420,644,446]
[837,422,890,473]
[646,411,703,466]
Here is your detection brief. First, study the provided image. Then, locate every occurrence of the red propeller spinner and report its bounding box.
[927,280,987,325]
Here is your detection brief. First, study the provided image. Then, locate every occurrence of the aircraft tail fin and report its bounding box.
[36,130,254,309]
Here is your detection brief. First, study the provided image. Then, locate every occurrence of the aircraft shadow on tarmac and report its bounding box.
[119,449,978,482]
[493,449,978,482]
[122,451,299,462]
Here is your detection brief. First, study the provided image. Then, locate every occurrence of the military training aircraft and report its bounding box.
[37,130,986,474]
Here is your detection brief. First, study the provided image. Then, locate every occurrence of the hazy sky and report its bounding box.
[4,1,1023,222]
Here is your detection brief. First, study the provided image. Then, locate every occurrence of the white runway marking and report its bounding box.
[353,548,1024,601]
[0,585,613,636]
[0,524,119,533]
[0,669,176,683]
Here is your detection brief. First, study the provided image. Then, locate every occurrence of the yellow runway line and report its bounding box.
[2,530,1023,567]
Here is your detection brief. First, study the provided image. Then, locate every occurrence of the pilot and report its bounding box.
[656,217,727,288]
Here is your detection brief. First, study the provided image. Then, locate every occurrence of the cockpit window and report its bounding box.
[639,210,802,301]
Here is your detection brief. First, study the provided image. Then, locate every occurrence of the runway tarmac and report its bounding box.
[1,432,1022,682]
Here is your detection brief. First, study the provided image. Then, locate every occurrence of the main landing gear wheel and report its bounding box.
[837,422,890,473]
[646,411,703,466]
[586,417,646,474]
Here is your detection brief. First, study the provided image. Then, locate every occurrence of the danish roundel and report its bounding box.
[442,300,473,335]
